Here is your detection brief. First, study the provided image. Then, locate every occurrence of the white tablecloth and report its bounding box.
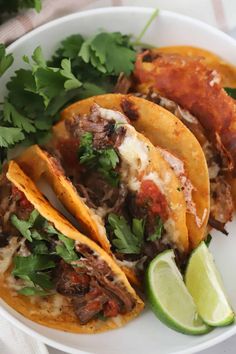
[1,1,236,353]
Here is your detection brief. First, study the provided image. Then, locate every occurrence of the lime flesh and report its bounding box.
[146,250,210,335]
[185,242,235,327]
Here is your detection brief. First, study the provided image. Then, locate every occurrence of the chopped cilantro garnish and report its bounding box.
[224,87,236,99]
[12,254,55,294]
[11,209,40,241]
[44,222,79,263]
[205,233,212,247]
[108,214,145,254]
[0,44,14,77]
[18,287,49,296]
[78,132,120,187]
[147,217,164,242]
[31,240,49,254]
[0,12,158,163]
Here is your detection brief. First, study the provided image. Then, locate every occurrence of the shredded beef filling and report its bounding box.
[65,106,126,150]
[55,244,135,324]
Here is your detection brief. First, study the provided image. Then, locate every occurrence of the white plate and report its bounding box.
[1,6,236,354]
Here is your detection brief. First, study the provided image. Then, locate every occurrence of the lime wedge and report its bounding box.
[185,241,234,327]
[146,250,210,334]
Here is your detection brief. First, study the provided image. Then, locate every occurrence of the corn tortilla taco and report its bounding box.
[0,161,144,333]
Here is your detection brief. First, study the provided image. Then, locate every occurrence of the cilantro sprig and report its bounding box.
[224,87,236,99]
[45,222,79,263]
[0,44,14,77]
[12,254,55,296]
[108,214,145,254]
[78,132,120,187]
[147,217,164,242]
[0,9,159,165]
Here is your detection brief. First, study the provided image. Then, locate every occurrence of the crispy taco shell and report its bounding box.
[58,94,209,249]
[0,161,144,333]
[152,46,236,88]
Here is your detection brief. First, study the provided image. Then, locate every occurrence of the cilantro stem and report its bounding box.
[133,9,159,46]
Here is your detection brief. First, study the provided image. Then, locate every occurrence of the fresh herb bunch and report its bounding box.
[0,9,159,168]
[0,32,137,167]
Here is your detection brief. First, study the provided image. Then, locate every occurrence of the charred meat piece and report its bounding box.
[0,232,9,248]
[56,261,90,296]
[134,51,236,175]
[76,244,135,312]
[55,244,135,324]
[65,106,126,150]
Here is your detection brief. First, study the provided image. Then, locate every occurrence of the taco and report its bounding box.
[134,49,235,234]
[0,161,143,333]
[17,95,209,283]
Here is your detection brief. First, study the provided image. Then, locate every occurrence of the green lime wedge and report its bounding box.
[185,241,234,327]
[146,250,210,335]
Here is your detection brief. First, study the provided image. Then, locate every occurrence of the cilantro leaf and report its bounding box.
[0,44,14,77]
[31,240,49,254]
[12,254,55,294]
[3,101,36,133]
[50,34,84,62]
[78,132,96,166]
[33,67,65,107]
[79,32,136,75]
[224,87,236,99]
[11,209,40,242]
[60,59,82,91]
[147,217,163,242]
[44,222,79,263]
[0,126,24,147]
[205,233,212,247]
[78,132,120,186]
[108,214,144,254]
[98,148,119,170]
[13,254,55,276]
[18,287,49,296]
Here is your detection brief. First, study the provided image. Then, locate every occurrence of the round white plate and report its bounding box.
[1,6,236,354]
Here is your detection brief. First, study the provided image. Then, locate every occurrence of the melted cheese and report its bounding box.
[29,294,65,317]
[93,104,149,192]
[157,147,206,228]
[92,104,127,124]
[118,132,149,191]
[0,237,19,274]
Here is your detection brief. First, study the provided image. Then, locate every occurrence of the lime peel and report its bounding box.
[185,241,235,327]
[146,250,211,335]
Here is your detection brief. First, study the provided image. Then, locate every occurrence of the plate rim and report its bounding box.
[2,5,236,354]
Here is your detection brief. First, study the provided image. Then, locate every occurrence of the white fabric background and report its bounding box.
[1,0,236,353]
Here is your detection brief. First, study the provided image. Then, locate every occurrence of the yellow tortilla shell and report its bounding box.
[154,46,236,88]
[0,161,144,333]
[59,94,209,249]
